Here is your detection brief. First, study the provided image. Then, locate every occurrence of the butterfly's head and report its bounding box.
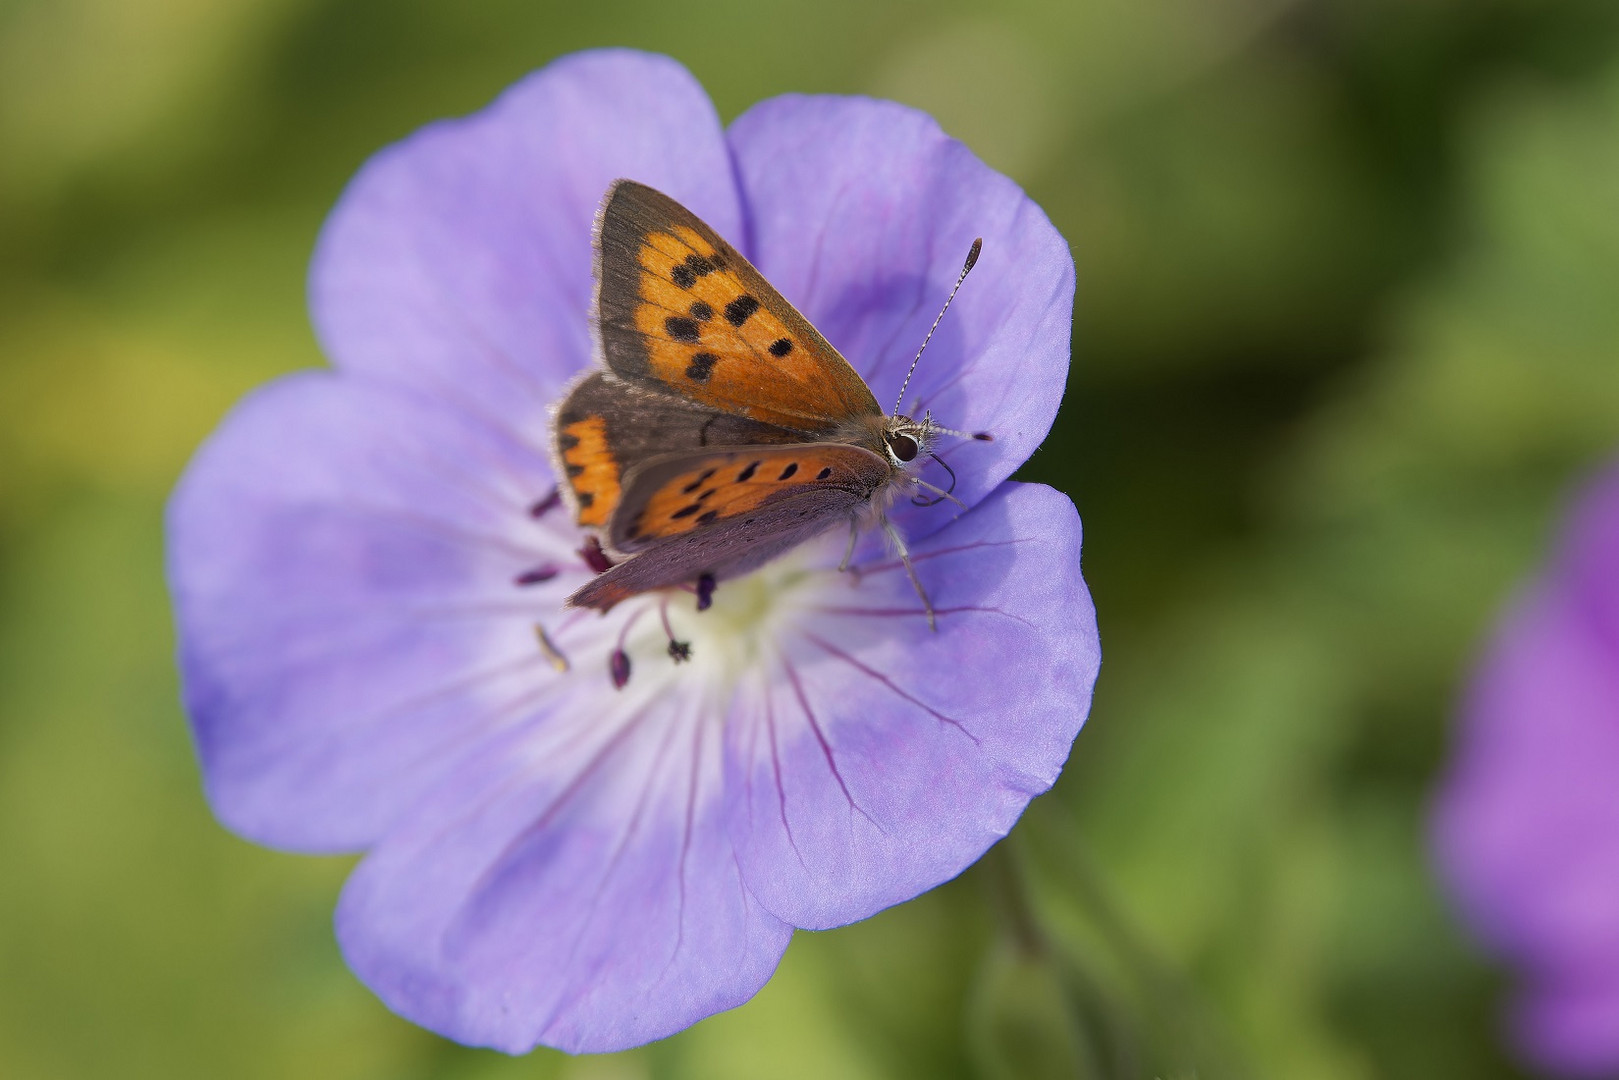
[881,415,926,469]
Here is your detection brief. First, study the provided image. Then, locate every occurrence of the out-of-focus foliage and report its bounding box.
[3,1,1617,1077]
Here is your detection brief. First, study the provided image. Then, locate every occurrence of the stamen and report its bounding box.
[532,624,570,672]
[609,648,631,689]
[659,598,692,663]
[579,536,614,573]
[514,564,560,586]
[529,487,562,518]
[609,606,647,690]
[695,573,717,612]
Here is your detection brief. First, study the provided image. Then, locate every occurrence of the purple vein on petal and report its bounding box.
[796,176,850,325]
[423,289,555,401]
[760,683,807,870]
[314,498,554,563]
[802,631,981,746]
[660,704,707,986]
[535,697,696,1036]
[382,429,543,521]
[858,536,1031,575]
[395,598,575,622]
[200,599,556,676]
[863,258,933,393]
[465,699,656,899]
[914,201,1047,419]
[376,662,629,857]
[375,345,558,486]
[780,654,882,831]
[365,317,560,470]
[806,604,1036,630]
[273,655,557,817]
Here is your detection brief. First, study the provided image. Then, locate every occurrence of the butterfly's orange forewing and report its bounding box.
[595,181,881,431]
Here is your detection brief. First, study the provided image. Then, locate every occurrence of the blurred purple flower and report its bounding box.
[167,50,1097,1053]
[1434,459,1619,1076]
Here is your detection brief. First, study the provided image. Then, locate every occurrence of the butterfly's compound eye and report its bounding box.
[887,433,919,463]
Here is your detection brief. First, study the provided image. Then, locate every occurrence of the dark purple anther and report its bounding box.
[579,536,614,574]
[695,573,716,612]
[529,487,562,518]
[667,640,691,663]
[609,648,631,690]
[513,565,560,586]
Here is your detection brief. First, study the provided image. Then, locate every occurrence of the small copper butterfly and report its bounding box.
[552,181,986,627]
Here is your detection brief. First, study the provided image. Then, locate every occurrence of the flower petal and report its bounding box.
[168,373,578,851]
[727,96,1075,529]
[1433,581,1619,977]
[311,49,742,432]
[1514,978,1619,1076]
[723,482,1097,929]
[336,679,792,1053]
[1560,460,1619,648]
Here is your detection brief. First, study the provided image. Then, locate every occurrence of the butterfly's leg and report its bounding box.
[838,517,861,573]
[880,514,937,632]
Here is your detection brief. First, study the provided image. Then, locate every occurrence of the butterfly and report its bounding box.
[552,180,985,629]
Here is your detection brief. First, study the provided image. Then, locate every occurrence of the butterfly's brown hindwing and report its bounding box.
[570,446,889,611]
[607,442,892,555]
[553,372,812,530]
[596,181,882,432]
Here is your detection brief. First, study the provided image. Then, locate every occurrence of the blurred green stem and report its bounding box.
[980,822,1248,1080]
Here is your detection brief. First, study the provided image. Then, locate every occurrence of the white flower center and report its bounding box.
[608,530,846,697]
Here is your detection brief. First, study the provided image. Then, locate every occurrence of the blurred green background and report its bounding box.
[4,1,1619,1077]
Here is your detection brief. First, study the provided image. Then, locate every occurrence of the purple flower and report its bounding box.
[167,49,1097,1053]
[1433,459,1619,1076]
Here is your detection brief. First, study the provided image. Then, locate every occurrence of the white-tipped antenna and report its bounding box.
[892,238,982,416]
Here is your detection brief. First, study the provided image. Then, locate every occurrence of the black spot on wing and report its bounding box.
[724,295,760,327]
[681,468,716,494]
[671,503,703,520]
[689,300,713,322]
[696,509,718,525]
[736,461,760,482]
[816,466,832,480]
[671,253,717,289]
[665,316,700,342]
[777,462,798,480]
[769,337,793,357]
[685,352,718,382]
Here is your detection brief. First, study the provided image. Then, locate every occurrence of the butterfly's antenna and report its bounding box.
[923,419,994,442]
[892,238,982,417]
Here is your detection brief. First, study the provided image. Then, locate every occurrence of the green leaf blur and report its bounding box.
[3,2,1616,1077]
